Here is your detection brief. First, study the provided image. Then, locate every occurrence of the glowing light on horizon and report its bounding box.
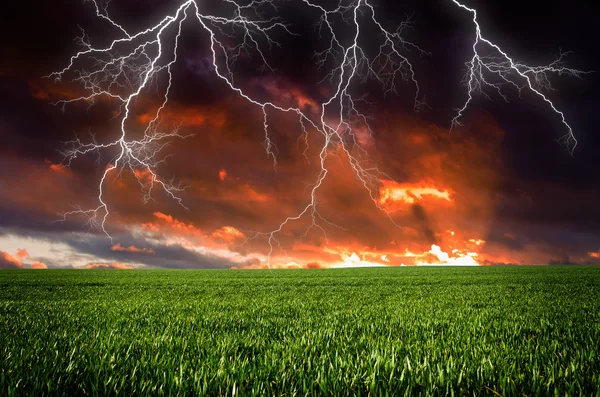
[415,244,479,266]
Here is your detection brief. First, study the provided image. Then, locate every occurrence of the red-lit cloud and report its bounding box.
[48,163,71,177]
[16,248,29,259]
[111,243,156,254]
[378,180,452,206]
[31,261,48,269]
[219,169,227,181]
[1,249,48,269]
[210,226,245,244]
[142,212,203,238]
[0,251,23,269]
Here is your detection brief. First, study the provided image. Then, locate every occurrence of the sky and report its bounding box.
[0,0,598,269]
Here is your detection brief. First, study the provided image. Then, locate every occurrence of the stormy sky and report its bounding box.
[0,0,598,269]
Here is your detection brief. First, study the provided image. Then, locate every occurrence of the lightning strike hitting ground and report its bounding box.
[51,0,583,264]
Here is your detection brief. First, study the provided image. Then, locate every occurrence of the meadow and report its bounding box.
[1,267,599,396]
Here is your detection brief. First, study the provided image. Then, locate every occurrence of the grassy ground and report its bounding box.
[1,267,599,396]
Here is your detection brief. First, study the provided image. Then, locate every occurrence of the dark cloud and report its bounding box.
[548,254,579,266]
[411,204,437,244]
[486,230,524,251]
[64,233,242,269]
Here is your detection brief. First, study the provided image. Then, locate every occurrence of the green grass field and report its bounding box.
[1,267,599,396]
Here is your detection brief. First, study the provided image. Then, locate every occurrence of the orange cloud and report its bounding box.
[219,168,227,181]
[86,262,134,270]
[239,184,270,202]
[141,222,160,232]
[31,261,48,269]
[111,243,156,254]
[289,89,318,111]
[143,212,202,238]
[133,169,153,182]
[16,249,29,259]
[378,179,453,206]
[210,226,245,244]
[48,163,71,176]
[213,182,271,203]
[154,212,181,224]
[589,251,600,259]
[260,81,319,113]
[137,107,226,128]
[0,251,22,269]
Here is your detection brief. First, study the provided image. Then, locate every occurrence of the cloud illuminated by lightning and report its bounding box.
[50,0,583,264]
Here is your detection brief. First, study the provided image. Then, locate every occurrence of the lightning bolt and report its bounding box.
[449,0,587,155]
[50,0,584,265]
